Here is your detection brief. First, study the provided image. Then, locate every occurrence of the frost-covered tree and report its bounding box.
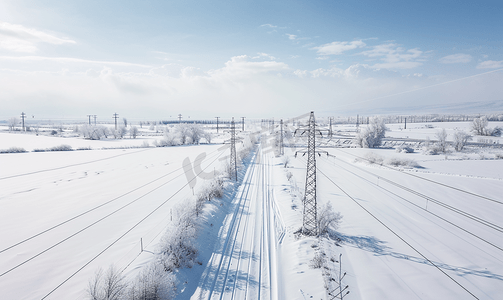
[130,126,139,139]
[471,116,488,135]
[8,117,18,131]
[453,131,471,151]
[354,117,387,148]
[435,128,448,152]
[87,265,127,300]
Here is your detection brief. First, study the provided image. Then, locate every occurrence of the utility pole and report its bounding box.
[279,119,284,155]
[93,115,97,125]
[113,113,119,130]
[356,114,359,128]
[87,115,92,125]
[230,118,238,181]
[241,117,245,131]
[178,114,182,123]
[21,112,26,132]
[329,117,333,138]
[215,117,220,133]
[405,117,407,130]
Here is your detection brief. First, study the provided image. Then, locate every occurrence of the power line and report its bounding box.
[334,148,503,206]
[40,148,226,299]
[0,148,223,254]
[316,166,480,299]
[320,155,503,253]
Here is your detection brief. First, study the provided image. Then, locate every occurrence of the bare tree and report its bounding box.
[471,116,488,135]
[130,126,139,138]
[435,128,448,153]
[123,118,128,127]
[453,131,471,151]
[87,265,127,300]
[8,117,18,131]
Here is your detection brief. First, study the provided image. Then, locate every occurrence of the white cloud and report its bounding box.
[0,22,75,53]
[439,53,472,64]
[260,24,277,28]
[286,34,297,40]
[0,56,151,68]
[477,60,503,69]
[359,43,425,69]
[313,40,366,55]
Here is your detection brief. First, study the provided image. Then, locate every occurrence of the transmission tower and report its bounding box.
[113,113,119,130]
[230,118,238,181]
[294,111,328,236]
[20,112,26,132]
[303,112,318,235]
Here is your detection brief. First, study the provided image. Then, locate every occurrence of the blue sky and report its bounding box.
[0,0,502,120]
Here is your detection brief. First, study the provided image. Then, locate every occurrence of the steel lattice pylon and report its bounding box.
[230,118,238,181]
[303,111,318,236]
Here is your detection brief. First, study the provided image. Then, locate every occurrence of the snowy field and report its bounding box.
[1,119,503,299]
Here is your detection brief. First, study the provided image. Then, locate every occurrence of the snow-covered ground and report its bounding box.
[1,120,502,299]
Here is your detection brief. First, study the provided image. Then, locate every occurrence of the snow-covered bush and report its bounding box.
[282,155,290,168]
[155,132,180,147]
[363,152,384,165]
[130,126,139,139]
[0,147,27,154]
[395,145,414,153]
[354,117,387,148]
[471,116,502,136]
[87,265,127,300]
[386,157,419,168]
[310,251,326,269]
[126,263,176,300]
[177,124,206,145]
[453,131,471,151]
[435,128,448,153]
[317,202,343,236]
[158,205,198,272]
[50,144,73,151]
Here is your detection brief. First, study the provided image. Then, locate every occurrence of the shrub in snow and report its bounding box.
[50,144,73,151]
[435,128,448,153]
[286,171,293,181]
[176,124,206,145]
[0,147,27,154]
[87,265,127,300]
[363,152,384,165]
[453,131,471,152]
[141,140,150,148]
[471,116,502,137]
[495,153,503,159]
[386,157,419,168]
[130,126,139,139]
[127,263,176,300]
[354,117,387,148]
[158,206,198,272]
[310,251,326,269]
[395,145,414,153]
[282,155,290,168]
[155,132,180,147]
[317,202,343,236]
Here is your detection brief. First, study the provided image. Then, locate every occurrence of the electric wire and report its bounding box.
[0,148,223,277]
[0,148,151,181]
[320,156,503,254]
[40,148,227,299]
[315,164,480,299]
[323,154,503,234]
[334,148,503,206]
[0,147,222,254]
